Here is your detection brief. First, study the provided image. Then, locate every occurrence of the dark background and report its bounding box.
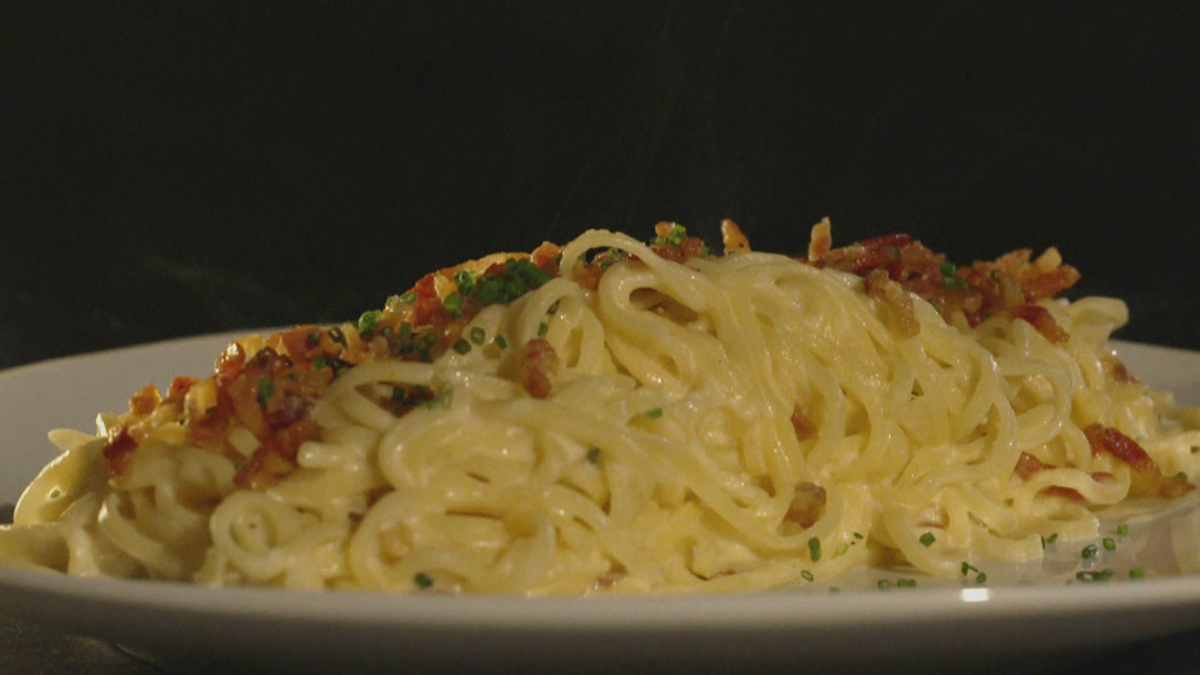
[1,2,1197,370]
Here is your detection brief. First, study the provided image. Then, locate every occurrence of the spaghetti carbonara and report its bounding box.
[2,220,1198,594]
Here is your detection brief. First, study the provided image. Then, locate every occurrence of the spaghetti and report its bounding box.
[2,220,1197,594]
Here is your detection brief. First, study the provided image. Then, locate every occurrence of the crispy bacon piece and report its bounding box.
[519,338,559,399]
[720,219,751,255]
[102,427,139,479]
[790,404,817,441]
[808,225,1080,340]
[530,241,562,277]
[807,219,832,261]
[1083,424,1195,498]
[1013,304,1070,343]
[129,384,162,416]
[234,419,321,490]
[1084,424,1159,478]
[785,482,827,529]
[863,268,919,338]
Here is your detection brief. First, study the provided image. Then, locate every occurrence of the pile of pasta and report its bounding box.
[3,220,1198,594]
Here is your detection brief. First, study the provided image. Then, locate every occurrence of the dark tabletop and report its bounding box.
[2,3,1199,673]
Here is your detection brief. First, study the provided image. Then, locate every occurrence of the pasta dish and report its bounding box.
[2,220,1198,594]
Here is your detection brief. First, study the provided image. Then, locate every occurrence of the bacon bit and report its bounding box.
[807,218,832,261]
[129,384,162,416]
[1160,475,1196,499]
[234,448,297,491]
[785,482,827,529]
[1013,304,1069,344]
[591,569,624,591]
[810,227,1080,336]
[790,404,817,440]
[650,237,708,264]
[278,325,324,361]
[530,241,562,277]
[519,338,559,399]
[165,377,195,403]
[102,427,139,479]
[649,222,709,264]
[571,259,605,292]
[1103,354,1139,384]
[1081,423,1196,498]
[1014,451,1052,480]
[720,219,751,254]
[234,418,321,490]
[863,268,919,337]
[1084,424,1160,478]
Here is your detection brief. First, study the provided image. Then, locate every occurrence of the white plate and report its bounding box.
[2,333,1200,674]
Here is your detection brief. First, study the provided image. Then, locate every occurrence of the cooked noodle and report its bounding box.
[3,222,1197,594]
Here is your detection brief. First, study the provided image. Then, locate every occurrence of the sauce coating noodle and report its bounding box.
[2,222,1198,594]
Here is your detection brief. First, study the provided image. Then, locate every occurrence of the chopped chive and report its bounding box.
[853,532,864,540]
[896,578,917,588]
[808,537,822,562]
[919,532,936,547]
[312,356,329,370]
[358,310,382,337]
[442,292,464,318]
[453,269,475,294]
[1129,568,1146,580]
[1082,544,1098,559]
[835,543,850,557]
[644,407,664,419]
[425,388,453,410]
[975,572,987,584]
[1177,471,1189,480]
[306,331,321,347]
[1046,533,1059,545]
[800,570,815,582]
[452,338,472,354]
[537,322,549,336]
[877,580,890,591]
[398,291,417,304]
[1102,537,1117,552]
[1116,524,1129,537]
[494,335,508,349]
[327,326,348,347]
[256,378,275,406]
[414,572,434,589]
[1076,569,1116,583]
[469,327,486,345]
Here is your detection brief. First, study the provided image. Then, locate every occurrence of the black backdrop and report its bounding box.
[2,2,1198,370]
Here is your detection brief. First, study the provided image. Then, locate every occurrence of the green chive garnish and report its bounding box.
[808,537,822,562]
[919,532,936,547]
[256,378,275,406]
